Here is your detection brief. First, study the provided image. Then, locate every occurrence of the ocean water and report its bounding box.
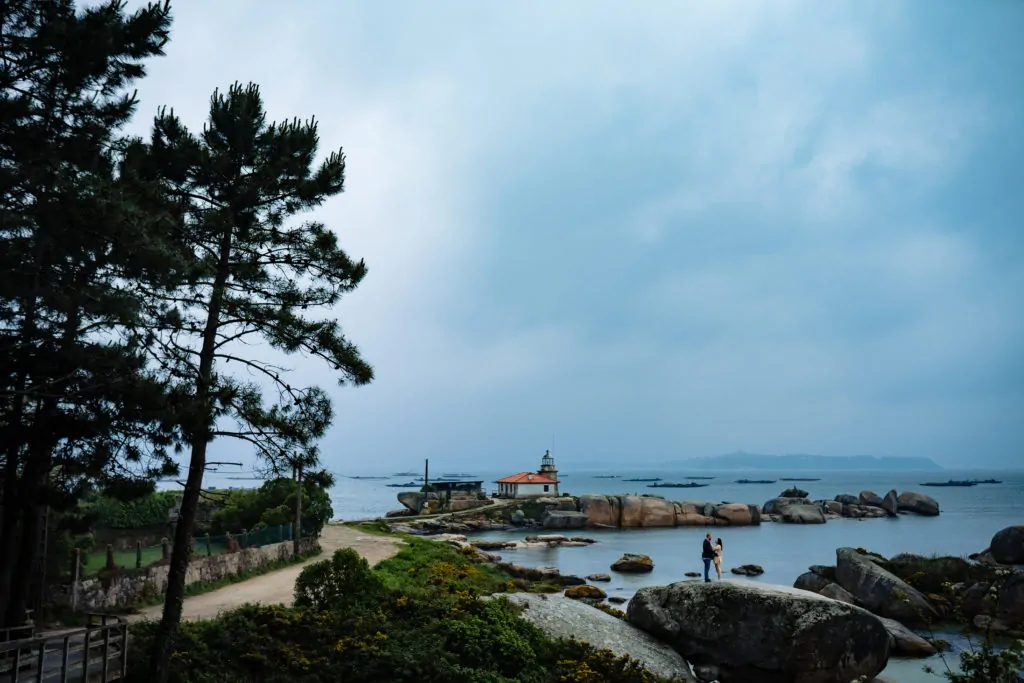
[324,467,1024,682]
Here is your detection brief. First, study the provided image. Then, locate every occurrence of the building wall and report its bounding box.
[512,482,557,498]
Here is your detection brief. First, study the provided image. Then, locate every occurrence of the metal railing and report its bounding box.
[0,614,127,683]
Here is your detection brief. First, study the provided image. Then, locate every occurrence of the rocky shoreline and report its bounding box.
[430,524,1024,683]
[383,486,941,536]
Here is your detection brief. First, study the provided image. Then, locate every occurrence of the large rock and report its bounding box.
[543,497,579,511]
[841,504,888,520]
[611,553,654,573]
[859,491,883,507]
[959,582,991,618]
[835,548,938,624]
[881,490,899,517]
[397,491,426,513]
[542,510,588,530]
[794,571,833,593]
[498,593,696,682]
[822,500,843,515]
[990,526,1024,565]
[628,580,890,683]
[878,617,937,657]
[997,572,1024,622]
[781,504,826,524]
[580,494,620,527]
[818,583,857,605]
[620,495,645,528]
[675,501,719,526]
[565,584,607,600]
[834,494,859,505]
[896,491,940,516]
[714,502,754,526]
[639,496,677,528]
[763,497,814,516]
[731,564,764,577]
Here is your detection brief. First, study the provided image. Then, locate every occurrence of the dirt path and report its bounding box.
[129,525,403,623]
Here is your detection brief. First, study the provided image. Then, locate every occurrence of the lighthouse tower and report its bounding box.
[539,449,559,495]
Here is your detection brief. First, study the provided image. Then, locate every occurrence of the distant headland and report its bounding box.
[675,451,943,471]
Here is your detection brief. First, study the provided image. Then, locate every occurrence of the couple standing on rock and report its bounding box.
[701,533,724,582]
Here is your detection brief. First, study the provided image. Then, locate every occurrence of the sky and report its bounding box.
[124,0,1024,471]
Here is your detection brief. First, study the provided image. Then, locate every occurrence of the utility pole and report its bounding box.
[293,463,303,557]
[424,458,429,490]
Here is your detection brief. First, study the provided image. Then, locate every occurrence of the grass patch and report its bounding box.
[374,537,512,596]
[592,602,628,621]
[345,519,397,536]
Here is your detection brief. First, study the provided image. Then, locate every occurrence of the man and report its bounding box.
[702,533,716,582]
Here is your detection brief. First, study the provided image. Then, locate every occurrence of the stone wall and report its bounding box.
[54,536,320,612]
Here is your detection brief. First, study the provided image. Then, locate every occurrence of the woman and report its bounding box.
[713,537,724,580]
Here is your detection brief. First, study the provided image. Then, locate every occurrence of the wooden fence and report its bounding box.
[0,614,126,683]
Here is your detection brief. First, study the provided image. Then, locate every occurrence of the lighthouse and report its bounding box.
[539,449,559,494]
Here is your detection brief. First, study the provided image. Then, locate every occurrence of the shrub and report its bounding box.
[926,639,1024,683]
[294,548,384,612]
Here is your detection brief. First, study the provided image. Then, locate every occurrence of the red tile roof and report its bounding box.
[496,472,557,484]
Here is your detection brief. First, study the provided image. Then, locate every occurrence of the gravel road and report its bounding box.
[129,524,402,622]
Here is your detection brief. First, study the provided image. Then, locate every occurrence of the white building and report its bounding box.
[495,451,560,498]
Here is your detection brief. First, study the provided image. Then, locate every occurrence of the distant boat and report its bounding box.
[647,482,709,489]
[385,481,418,488]
[735,479,776,484]
[921,480,978,487]
[392,471,418,477]
[780,477,821,482]
[624,477,662,482]
[595,475,620,479]
[686,476,715,480]
[347,476,389,480]
[442,473,475,478]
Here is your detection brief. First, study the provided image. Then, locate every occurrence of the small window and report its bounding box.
[543,485,550,492]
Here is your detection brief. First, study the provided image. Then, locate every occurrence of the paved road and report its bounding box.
[129,525,402,622]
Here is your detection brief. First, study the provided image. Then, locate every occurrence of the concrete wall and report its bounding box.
[54,537,321,612]
[512,482,556,498]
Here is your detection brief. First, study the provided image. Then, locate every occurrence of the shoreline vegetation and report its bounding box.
[124,518,1024,683]
[126,537,673,683]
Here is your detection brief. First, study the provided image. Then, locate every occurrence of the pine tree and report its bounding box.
[142,83,373,678]
[0,0,178,626]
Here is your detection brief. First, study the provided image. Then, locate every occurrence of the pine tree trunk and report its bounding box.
[149,216,234,683]
[147,438,206,681]
[0,505,24,626]
[4,494,40,626]
[5,293,84,625]
[293,464,302,557]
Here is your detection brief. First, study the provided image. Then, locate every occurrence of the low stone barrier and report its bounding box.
[53,536,320,611]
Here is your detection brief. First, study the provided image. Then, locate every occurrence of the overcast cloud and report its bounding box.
[126,1,1024,470]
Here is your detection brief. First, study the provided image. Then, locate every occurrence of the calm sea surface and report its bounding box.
[210,467,1024,682]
